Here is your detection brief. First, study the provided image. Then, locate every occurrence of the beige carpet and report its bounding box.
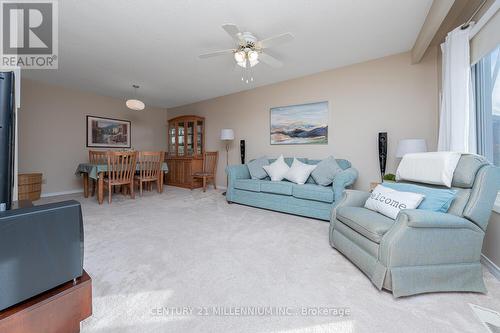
[41,187,500,333]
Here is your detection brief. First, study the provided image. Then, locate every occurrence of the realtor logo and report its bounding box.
[0,0,58,69]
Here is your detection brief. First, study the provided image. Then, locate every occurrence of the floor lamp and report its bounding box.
[220,129,234,195]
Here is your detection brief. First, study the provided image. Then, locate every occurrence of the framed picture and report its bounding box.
[270,101,329,145]
[86,116,131,148]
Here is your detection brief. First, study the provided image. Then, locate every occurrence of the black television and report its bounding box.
[0,200,84,311]
[0,71,15,211]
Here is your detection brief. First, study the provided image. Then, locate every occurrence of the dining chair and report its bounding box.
[135,151,164,196]
[104,151,136,204]
[193,151,218,192]
[89,150,108,197]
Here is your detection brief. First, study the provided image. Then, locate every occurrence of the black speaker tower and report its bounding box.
[378,132,387,182]
[240,139,245,164]
[0,71,15,211]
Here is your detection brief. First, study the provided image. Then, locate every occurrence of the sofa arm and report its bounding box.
[397,210,481,231]
[225,164,250,182]
[378,209,485,269]
[225,165,250,201]
[332,167,359,201]
[331,189,370,222]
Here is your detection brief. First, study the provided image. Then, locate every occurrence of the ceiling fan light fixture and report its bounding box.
[234,51,245,63]
[199,24,294,83]
[247,50,259,62]
[249,59,259,67]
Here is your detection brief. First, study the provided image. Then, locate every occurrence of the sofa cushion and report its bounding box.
[305,159,319,184]
[337,207,395,243]
[263,155,290,181]
[292,184,334,203]
[382,182,457,213]
[260,181,293,195]
[311,156,343,186]
[234,179,261,192]
[284,158,317,184]
[247,157,269,180]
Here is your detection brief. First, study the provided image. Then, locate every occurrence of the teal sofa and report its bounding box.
[330,154,500,297]
[225,157,358,220]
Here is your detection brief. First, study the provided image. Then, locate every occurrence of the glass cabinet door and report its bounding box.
[168,124,176,156]
[187,121,194,156]
[178,122,185,156]
[196,120,203,155]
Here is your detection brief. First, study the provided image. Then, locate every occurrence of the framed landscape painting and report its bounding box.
[86,116,131,148]
[270,101,329,145]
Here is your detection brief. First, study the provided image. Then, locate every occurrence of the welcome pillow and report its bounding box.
[284,158,317,184]
[365,185,425,219]
[263,155,289,181]
[382,182,457,213]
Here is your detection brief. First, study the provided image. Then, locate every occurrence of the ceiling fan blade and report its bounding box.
[259,52,283,68]
[258,33,294,49]
[222,24,242,41]
[199,49,234,59]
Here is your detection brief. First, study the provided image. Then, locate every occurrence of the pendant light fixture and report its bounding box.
[126,84,145,111]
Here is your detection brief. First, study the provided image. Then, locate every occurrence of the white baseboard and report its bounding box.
[41,189,83,198]
[481,254,500,280]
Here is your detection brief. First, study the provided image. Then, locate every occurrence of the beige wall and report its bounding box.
[18,79,167,195]
[168,49,439,190]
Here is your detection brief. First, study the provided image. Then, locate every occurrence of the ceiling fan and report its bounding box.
[199,24,294,70]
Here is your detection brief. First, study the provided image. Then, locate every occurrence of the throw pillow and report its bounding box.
[365,185,425,219]
[262,155,290,181]
[396,152,461,188]
[247,157,269,180]
[311,156,343,186]
[284,158,317,184]
[382,182,457,213]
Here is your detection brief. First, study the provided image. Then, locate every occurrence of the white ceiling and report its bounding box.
[23,0,433,108]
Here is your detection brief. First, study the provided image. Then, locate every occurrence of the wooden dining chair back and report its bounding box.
[89,150,108,165]
[136,151,164,195]
[104,151,136,203]
[203,151,218,174]
[193,151,218,192]
[88,150,108,196]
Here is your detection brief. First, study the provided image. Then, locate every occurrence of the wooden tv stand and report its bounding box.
[0,270,92,333]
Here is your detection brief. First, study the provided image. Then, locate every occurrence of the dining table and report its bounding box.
[75,162,169,204]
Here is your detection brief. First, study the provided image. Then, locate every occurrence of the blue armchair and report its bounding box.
[330,154,500,297]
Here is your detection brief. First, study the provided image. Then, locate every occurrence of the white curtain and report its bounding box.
[438,26,477,153]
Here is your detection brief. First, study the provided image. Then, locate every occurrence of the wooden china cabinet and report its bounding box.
[166,115,205,189]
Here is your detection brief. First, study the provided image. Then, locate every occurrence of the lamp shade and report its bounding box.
[126,99,145,111]
[396,139,427,158]
[126,84,145,111]
[220,129,234,141]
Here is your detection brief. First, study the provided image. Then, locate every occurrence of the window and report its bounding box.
[474,45,500,210]
[474,45,500,165]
